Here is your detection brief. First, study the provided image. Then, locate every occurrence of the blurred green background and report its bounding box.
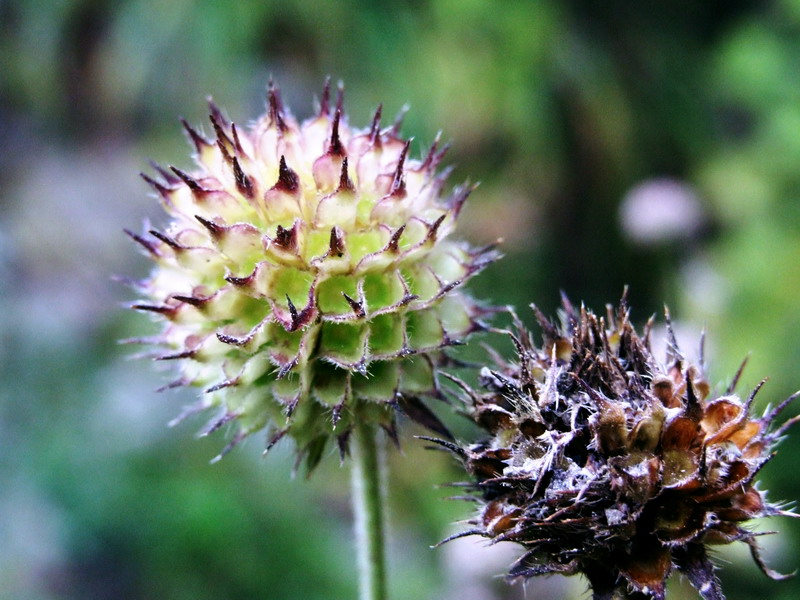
[3,1,800,598]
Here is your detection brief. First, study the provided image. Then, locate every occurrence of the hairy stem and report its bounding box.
[351,419,388,600]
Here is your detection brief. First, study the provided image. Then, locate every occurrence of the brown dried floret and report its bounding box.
[437,293,799,600]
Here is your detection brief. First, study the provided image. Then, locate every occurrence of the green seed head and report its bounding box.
[127,81,496,469]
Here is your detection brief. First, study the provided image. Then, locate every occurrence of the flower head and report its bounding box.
[127,80,496,469]
[439,294,798,599]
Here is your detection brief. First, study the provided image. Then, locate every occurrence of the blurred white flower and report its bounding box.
[619,178,704,245]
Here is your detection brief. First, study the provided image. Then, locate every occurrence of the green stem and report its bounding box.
[351,419,388,600]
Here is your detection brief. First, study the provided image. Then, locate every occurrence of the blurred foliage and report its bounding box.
[3,0,800,598]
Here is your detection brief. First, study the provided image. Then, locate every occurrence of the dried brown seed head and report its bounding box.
[439,296,798,600]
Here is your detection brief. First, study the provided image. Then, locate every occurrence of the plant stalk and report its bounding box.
[351,419,388,600]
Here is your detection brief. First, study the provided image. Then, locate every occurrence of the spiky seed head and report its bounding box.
[127,80,497,470]
[440,295,798,600]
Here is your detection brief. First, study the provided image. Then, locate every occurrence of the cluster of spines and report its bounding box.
[429,294,799,600]
[125,79,498,467]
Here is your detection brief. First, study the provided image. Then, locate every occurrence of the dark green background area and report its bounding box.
[3,1,800,598]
